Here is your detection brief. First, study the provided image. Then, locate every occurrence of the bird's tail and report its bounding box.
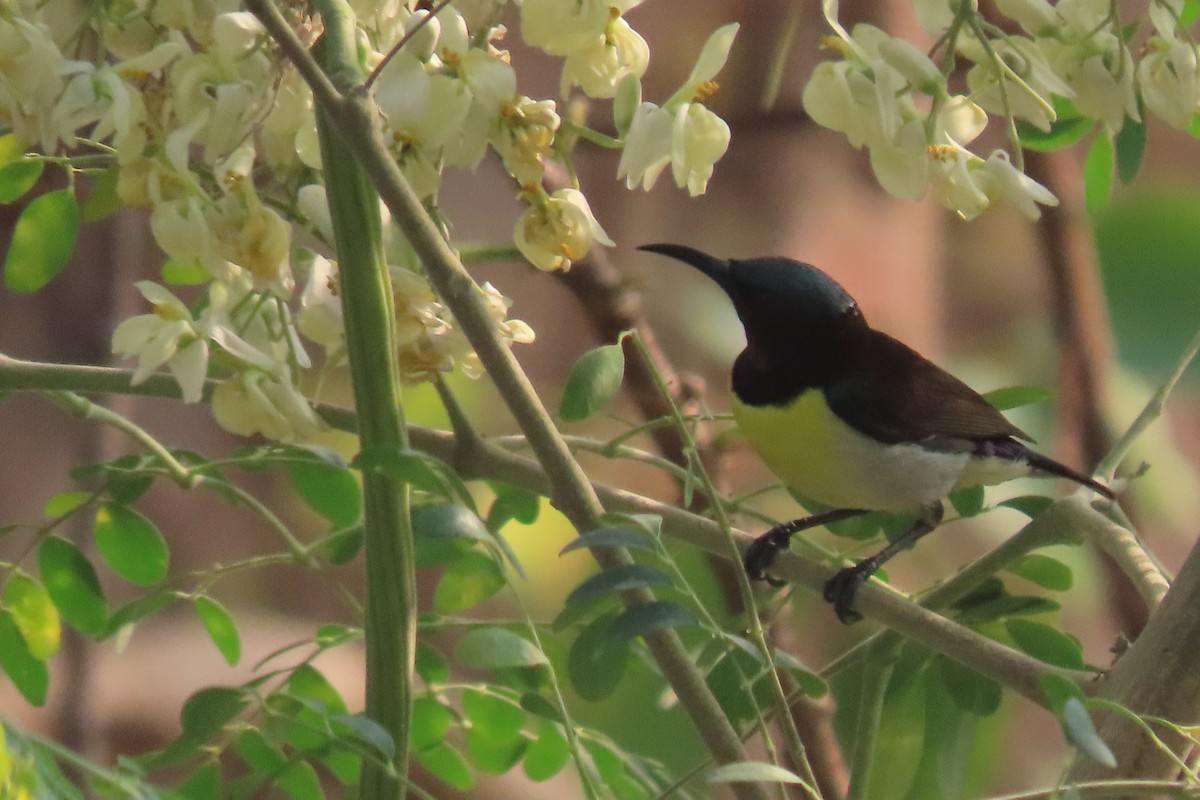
[1015,443,1115,500]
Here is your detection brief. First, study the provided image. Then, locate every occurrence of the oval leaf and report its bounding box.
[523,720,570,781]
[416,742,474,790]
[463,689,526,743]
[412,696,453,752]
[1008,553,1074,591]
[559,344,625,422]
[455,627,548,670]
[1005,618,1084,669]
[560,526,656,556]
[568,612,629,702]
[1084,133,1115,214]
[604,600,697,645]
[94,505,169,586]
[38,536,107,636]
[194,596,241,666]
[0,159,44,204]
[3,573,60,659]
[0,611,49,705]
[982,385,1053,411]
[707,761,805,785]
[4,189,79,293]
[565,563,672,607]
[288,459,362,528]
[180,686,247,743]
[434,550,506,613]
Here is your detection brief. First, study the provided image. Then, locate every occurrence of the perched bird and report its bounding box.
[639,243,1114,622]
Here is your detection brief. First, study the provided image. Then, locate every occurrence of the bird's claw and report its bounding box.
[743,526,793,584]
[823,566,869,624]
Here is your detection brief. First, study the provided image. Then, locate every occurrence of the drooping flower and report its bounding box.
[513,188,614,272]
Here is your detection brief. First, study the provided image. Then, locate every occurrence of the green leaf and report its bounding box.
[275,761,322,800]
[559,343,625,422]
[1062,697,1116,768]
[234,727,286,772]
[999,495,1054,518]
[466,727,526,775]
[416,742,474,790]
[37,536,107,636]
[1005,618,1084,669]
[982,385,1052,411]
[455,628,548,670]
[4,189,79,293]
[353,446,475,508]
[288,459,362,528]
[948,484,985,518]
[559,525,656,556]
[331,713,395,760]
[565,563,672,607]
[287,663,348,713]
[180,686,247,743]
[3,573,60,659]
[42,491,91,518]
[766,646,827,698]
[1017,111,1093,152]
[415,503,493,566]
[0,611,49,705]
[486,482,541,529]
[1114,114,1146,184]
[321,524,364,565]
[0,159,44,204]
[412,696,453,752]
[1084,133,1115,214]
[936,655,1002,716]
[604,600,697,645]
[523,721,570,781]
[463,689,526,743]
[567,612,630,702]
[104,589,176,638]
[1184,0,1200,25]
[520,692,565,724]
[193,596,241,666]
[416,642,449,684]
[434,549,506,613]
[81,168,121,223]
[1038,671,1085,713]
[707,761,805,785]
[172,761,221,800]
[1008,553,1073,591]
[93,504,169,586]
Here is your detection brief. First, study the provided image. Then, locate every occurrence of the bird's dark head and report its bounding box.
[638,244,864,353]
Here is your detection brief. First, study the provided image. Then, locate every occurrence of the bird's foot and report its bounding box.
[823,565,872,624]
[743,525,794,586]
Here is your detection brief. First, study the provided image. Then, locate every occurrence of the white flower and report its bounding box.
[513,188,614,272]
[211,370,326,443]
[520,0,614,56]
[979,151,1059,219]
[868,119,929,199]
[375,52,472,150]
[964,37,1069,132]
[1038,35,1139,132]
[560,18,650,99]
[492,96,560,186]
[296,255,345,365]
[928,142,990,220]
[994,0,1059,35]
[1137,33,1200,130]
[112,282,210,402]
[671,102,730,196]
[667,23,740,107]
[617,102,675,190]
[207,189,294,296]
[150,197,231,280]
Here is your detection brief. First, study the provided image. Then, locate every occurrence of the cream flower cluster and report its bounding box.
[510,1,739,270]
[807,0,1200,220]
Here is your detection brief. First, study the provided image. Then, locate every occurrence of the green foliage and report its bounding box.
[192,597,241,666]
[559,343,626,421]
[3,189,80,294]
[1084,133,1115,213]
[37,536,107,636]
[93,504,169,586]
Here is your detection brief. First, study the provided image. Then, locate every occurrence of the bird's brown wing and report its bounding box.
[824,329,1032,446]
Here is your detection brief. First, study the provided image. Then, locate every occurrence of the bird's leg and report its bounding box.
[744,508,870,586]
[823,502,945,624]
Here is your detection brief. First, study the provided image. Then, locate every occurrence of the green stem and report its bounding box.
[845,640,901,800]
[312,3,416,797]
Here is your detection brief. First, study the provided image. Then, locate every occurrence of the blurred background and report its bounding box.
[2,0,1200,797]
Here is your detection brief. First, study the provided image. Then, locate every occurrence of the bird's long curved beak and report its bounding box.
[637,243,733,290]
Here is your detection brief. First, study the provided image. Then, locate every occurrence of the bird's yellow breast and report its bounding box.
[731,388,970,512]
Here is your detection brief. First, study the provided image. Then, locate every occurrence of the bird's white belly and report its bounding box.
[732,388,969,512]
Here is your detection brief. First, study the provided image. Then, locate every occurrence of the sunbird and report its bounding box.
[640,243,1115,622]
